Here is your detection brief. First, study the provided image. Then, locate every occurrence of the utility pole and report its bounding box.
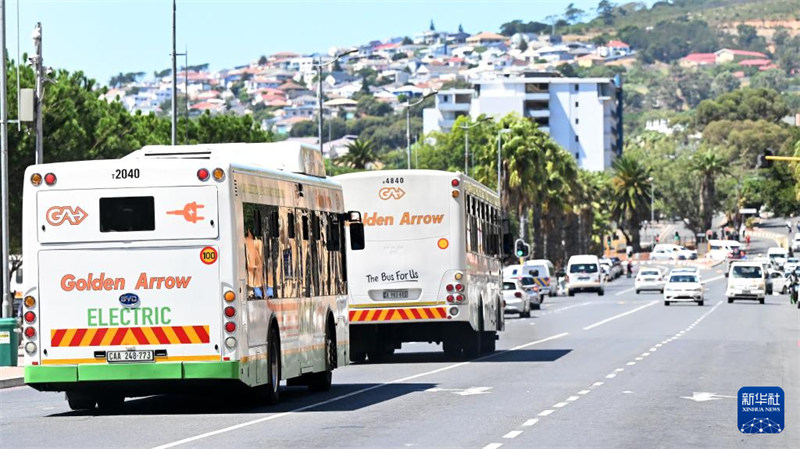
[32,22,43,163]
[1,0,11,317]
[171,0,177,146]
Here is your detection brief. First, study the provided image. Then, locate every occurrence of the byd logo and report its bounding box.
[46,206,88,226]
[378,187,406,200]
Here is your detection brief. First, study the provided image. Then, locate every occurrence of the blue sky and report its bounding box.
[9,1,634,85]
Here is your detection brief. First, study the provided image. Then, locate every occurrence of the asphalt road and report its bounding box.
[1,242,798,448]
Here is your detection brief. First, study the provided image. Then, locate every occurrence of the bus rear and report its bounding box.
[22,160,237,408]
[336,170,502,361]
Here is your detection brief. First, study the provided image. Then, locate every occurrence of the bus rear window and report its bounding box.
[99,196,155,232]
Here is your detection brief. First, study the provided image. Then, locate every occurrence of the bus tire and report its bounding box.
[463,306,484,358]
[308,319,336,392]
[66,391,96,411]
[481,331,496,353]
[97,394,125,412]
[350,351,367,363]
[443,338,461,359]
[260,327,281,405]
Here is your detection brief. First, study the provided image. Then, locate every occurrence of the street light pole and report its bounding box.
[648,176,654,244]
[1,0,10,317]
[315,48,356,155]
[391,90,437,169]
[497,129,511,199]
[460,117,490,176]
[171,0,177,146]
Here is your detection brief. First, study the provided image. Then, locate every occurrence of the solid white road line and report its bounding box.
[523,418,540,427]
[152,333,570,449]
[583,300,658,330]
[615,286,636,296]
[503,431,523,439]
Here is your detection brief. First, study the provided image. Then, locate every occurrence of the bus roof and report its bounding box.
[126,141,325,178]
[335,169,497,197]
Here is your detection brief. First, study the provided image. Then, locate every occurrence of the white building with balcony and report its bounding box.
[422,89,475,134]
[422,74,621,172]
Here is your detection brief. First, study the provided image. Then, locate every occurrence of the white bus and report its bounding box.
[21,142,364,410]
[335,170,505,361]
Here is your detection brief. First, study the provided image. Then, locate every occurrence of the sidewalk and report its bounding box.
[0,351,25,389]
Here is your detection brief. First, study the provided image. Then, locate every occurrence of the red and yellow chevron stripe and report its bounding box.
[349,307,447,322]
[50,325,210,347]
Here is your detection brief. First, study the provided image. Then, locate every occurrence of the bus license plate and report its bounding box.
[107,350,155,363]
[383,290,409,300]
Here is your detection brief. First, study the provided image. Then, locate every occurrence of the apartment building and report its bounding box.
[422,73,621,172]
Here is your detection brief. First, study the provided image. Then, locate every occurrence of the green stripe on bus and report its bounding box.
[25,362,240,383]
[25,365,77,383]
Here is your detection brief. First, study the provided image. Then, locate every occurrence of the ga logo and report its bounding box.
[379,187,406,200]
[46,206,88,226]
[200,247,218,265]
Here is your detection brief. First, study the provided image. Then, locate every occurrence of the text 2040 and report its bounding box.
[113,168,140,179]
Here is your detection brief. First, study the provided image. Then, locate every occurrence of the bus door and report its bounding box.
[296,208,314,370]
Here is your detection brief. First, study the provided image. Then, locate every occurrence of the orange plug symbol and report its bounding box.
[167,202,205,223]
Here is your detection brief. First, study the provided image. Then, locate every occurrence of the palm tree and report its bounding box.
[690,150,729,232]
[610,154,652,251]
[339,138,377,170]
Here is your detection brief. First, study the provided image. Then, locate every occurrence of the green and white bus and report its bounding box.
[21,142,363,410]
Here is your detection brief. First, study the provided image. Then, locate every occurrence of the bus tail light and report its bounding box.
[455,294,464,303]
[197,168,210,181]
[454,272,463,280]
[446,284,454,292]
[44,173,57,185]
[452,190,460,198]
[455,283,464,292]
[213,168,225,181]
[225,337,237,349]
[446,295,454,303]
[24,311,36,324]
[225,322,236,333]
[224,290,236,302]
[24,296,36,308]
[24,327,36,338]
[30,173,42,186]
[25,342,37,354]
[451,178,459,187]
[224,307,236,318]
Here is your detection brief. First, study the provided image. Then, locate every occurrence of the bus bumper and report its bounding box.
[25,361,239,385]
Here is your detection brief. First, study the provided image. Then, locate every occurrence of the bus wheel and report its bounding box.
[66,391,96,411]
[97,394,125,412]
[481,331,496,353]
[463,307,484,358]
[308,321,335,392]
[443,338,461,359]
[260,328,281,405]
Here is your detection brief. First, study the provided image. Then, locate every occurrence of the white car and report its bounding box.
[651,244,697,261]
[511,276,543,309]
[769,270,788,295]
[784,257,799,275]
[502,279,531,318]
[635,268,665,294]
[767,247,789,271]
[663,272,704,306]
[726,262,766,304]
[566,255,604,296]
[793,234,800,253]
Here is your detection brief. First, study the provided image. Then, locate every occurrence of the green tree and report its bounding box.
[597,0,616,25]
[258,55,268,65]
[750,69,789,92]
[610,154,652,250]
[565,3,585,24]
[695,88,789,129]
[690,150,729,231]
[518,39,528,52]
[339,138,377,169]
[710,72,741,98]
[401,36,413,45]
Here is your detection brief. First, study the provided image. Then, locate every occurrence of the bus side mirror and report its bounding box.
[349,223,365,250]
[502,233,513,255]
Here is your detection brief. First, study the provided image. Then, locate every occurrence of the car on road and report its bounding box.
[510,275,543,309]
[793,234,800,253]
[672,266,700,278]
[708,240,742,262]
[600,260,613,282]
[767,247,789,271]
[502,279,531,318]
[726,262,766,304]
[566,255,604,296]
[783,257,799,275]
[651,244,697,261]
[663,272,704,306]
[608,257,624,278]
[769,270,788,295]
[635,268,665,294]
[503,259,557,297]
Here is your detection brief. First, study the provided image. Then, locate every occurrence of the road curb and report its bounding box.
[0,377,24,389]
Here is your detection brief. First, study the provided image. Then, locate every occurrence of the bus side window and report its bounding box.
[326,214,341,251]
